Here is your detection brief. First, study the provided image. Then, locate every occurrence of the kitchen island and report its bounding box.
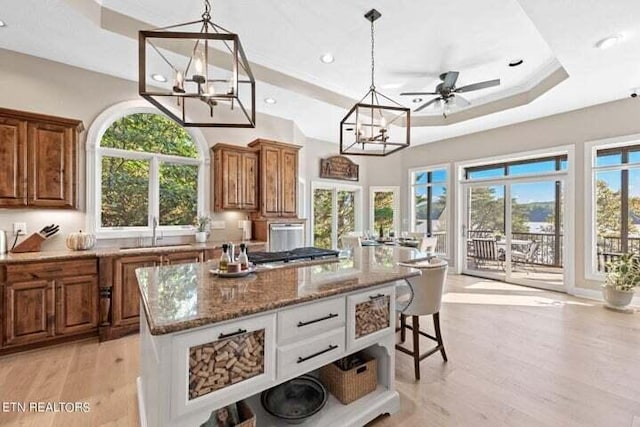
[136,246,425,427]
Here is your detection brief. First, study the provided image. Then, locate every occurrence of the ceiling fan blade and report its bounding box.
[415,98,441,112]
[455,79,500,93]
[453,94,471,107]
[442,71,459,89]
[400,92,439,96]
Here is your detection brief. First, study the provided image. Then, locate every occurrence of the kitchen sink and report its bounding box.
[119,244,194,251]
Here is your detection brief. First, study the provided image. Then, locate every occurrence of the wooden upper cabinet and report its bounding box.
[0,108,83,209]
[0,117,27,207]
[212,144,258,211]
[248,139,301,218]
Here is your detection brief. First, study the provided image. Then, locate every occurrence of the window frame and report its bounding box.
[369,186,400,236]
[585,133,640,280]
[408,163,450,257]
[310,181,363,249]
[86,101,209,239]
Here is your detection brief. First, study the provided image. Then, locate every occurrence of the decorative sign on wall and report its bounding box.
[320,155,359,181]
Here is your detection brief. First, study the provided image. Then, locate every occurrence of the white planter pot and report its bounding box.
[601,285,635,308]
[194,231,208,243]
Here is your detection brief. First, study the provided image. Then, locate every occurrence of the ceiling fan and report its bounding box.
[401,71,500,117]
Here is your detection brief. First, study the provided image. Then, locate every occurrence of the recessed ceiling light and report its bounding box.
[412,98,423,103]
[151,73,167,82]
[264,97,277,105]
[508,58,524,67]
[320,53,335,64]
[595,34,623,49]
[0,20,6,28]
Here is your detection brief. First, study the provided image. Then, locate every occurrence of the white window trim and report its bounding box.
[369,186,400,236]
[454,144,575,294]
[407,163,451,257]
[86,100,210,239]
[310,181,363,249]
[584,133,640,281]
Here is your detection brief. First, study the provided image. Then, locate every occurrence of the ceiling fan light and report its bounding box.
[595,34,623,49]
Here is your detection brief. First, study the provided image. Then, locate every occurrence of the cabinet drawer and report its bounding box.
[171,313,276,419]
[6,259,97,282]
[277,297,345,345]
[277,328,345,381]
[347,286,395,351]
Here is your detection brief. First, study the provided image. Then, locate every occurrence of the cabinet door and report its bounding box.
[262,147,281,216]
[0,117,27,207]
[242,152,258,211]
[112,255,161,327]
[27,122,76,208]
[222,150,243,209]
[4,279,55,346]
[163,251,203,265]
[280,148,298,217]
[55,275,99,336]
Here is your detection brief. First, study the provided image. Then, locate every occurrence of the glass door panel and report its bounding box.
[337,190,356,248]
[508,180,564,289]
[313,189,333,249]
[464,185,506,280]
[372,191,396,235]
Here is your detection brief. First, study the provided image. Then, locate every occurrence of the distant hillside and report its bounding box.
[520,201,554,222]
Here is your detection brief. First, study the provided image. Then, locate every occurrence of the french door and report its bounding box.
[462,176,567,291]
[312,184,361,249]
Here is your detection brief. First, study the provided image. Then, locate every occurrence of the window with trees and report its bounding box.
[97,113,203,234]
[591,143,640,272]
[312,184,361,249]
[410,167,448,255]
[370,187,399,236]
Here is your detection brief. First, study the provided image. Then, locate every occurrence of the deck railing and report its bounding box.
[466,230,563,267]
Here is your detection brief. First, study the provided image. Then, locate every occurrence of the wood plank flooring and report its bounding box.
[1,274,638,427]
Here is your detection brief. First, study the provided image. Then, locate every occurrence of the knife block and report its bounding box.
[11,232,47,253]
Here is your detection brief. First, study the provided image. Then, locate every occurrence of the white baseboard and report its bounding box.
[570,287,640,307]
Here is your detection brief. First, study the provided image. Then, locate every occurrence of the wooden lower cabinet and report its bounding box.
[163,251,203,265]
[4,279,54,347]
[56,275,99,336]
[112,255,161,328]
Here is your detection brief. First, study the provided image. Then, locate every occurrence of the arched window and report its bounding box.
[87,102,207,237]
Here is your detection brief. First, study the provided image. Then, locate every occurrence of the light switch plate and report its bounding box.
[13,222,27,235]
[211,221,226,229]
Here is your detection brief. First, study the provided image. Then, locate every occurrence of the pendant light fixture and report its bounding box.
[139,0,255,128]
[340,9,410,156]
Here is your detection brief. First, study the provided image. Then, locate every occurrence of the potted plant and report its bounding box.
[603,253,639,308]
[194,215,210,243]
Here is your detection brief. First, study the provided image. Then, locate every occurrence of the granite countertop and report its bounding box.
[0,240,267,264]
[136,246,427,335]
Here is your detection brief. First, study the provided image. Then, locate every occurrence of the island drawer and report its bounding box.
[277,328,345,380]
[277,296,345,345]
[171,313,276,419]
[347,285,395,351]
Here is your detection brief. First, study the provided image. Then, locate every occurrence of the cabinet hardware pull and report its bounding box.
[218,328,247,339]
[369,293,386,300]
[297,313,338,327]
[297,344,338,364]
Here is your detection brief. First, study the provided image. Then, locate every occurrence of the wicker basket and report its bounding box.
[235,400,256,427]
[319,354,377,404]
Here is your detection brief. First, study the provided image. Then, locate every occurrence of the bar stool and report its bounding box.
[395,258,448,380]
[341,236,362,249]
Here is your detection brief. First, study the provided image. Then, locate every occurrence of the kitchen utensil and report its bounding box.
[261,375,327,424]
[0,230,7,255]
[43,225,60,238]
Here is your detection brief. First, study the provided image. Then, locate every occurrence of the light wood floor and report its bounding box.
[1,275,639,427]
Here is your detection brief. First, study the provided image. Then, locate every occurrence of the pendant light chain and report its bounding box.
[202,0,212,22]
[370,17,375,91]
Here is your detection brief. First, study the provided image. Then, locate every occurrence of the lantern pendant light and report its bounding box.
[139,0,256,128]
[340,9,410,156]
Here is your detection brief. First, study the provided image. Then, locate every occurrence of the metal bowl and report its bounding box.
[261,375,328,424]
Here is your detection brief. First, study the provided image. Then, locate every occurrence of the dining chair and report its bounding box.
[395,259,448,380]
[408,232,425,240]
[340,235,362,249]
[419,237,438,253]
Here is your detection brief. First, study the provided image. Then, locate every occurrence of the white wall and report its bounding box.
[0,49,351,250]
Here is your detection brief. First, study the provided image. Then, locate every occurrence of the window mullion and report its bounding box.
[151,156,160,227]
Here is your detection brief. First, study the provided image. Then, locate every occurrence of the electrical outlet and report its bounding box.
[211,221,226,229]
[13,222,27,236]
